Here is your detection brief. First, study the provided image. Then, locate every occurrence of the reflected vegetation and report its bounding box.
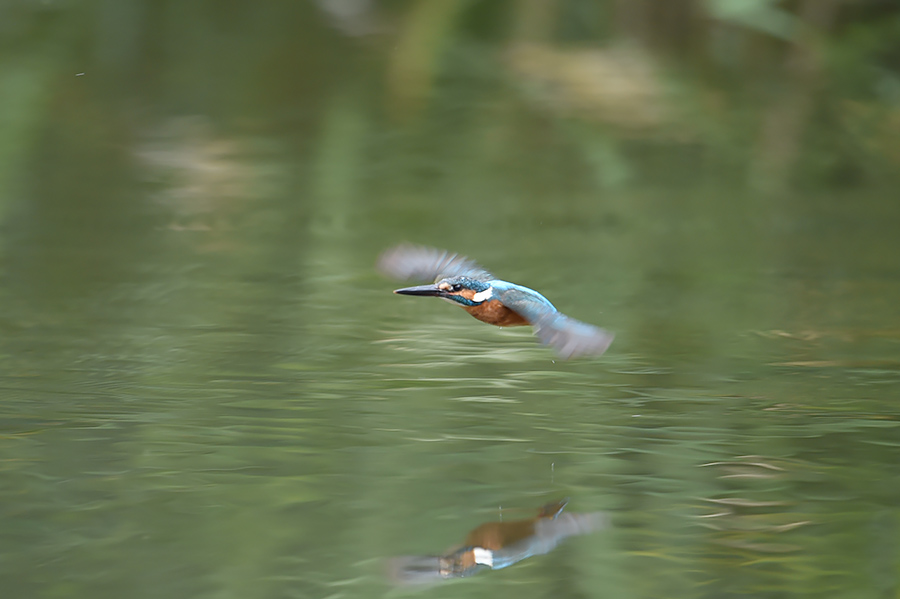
[388,498,606,586]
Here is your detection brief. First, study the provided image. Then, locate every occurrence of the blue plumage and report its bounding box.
[378,245,613,359]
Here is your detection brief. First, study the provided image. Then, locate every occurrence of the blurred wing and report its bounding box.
[532,312,614,359]
[377,245,493,282]
[537,498,569,519]
[528,511,608,551]
[495,287,614,359]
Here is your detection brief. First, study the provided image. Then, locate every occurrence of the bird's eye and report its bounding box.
[451,284,462,292]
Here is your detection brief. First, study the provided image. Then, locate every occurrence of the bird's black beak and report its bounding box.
[393,284,445,297]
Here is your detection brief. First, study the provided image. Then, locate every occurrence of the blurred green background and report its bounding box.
[1,1,899,598]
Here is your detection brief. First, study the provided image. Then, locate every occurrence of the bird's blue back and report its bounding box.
[487,280,557,315]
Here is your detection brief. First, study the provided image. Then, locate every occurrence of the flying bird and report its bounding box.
[378,245,614,359]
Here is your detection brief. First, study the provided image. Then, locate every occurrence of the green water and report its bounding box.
[2,2,900,598]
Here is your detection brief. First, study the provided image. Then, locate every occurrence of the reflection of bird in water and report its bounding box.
[387,499,608,586]
[378,245,614,359]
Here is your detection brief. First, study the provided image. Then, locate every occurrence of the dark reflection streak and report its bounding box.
[387,499,608,586]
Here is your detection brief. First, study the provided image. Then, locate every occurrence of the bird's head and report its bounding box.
[393,276,493,307]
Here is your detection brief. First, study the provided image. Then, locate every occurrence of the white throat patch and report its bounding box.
[471,286,493,303]
[472,547,494,567]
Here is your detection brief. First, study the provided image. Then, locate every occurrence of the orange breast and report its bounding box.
[464,300,529,327]
[462,519,537,550]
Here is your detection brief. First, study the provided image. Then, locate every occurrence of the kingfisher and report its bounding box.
[377,245,614,359]
[387,498,608,585]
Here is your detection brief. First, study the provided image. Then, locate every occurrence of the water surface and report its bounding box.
[1,3,899,598]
